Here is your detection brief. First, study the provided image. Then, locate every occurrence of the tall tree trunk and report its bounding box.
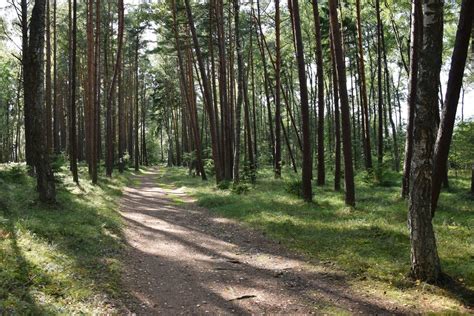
[408,0,443,283]
[312,0,325,185]
[274,0,282,178]
[355,0,372,170]
[255,2,276,164]
[53,0,59,154]
[233,0,245,183]
[184,0,223,183]
[21,0,33,167]
[216,0,232,181]
[86,0,95,181]
[290,0,312,202]
[25,0,56,202]
[402,1,422,198]
[376,0,384,165]
[134,35,140,172]
[330,36,341,192]
[330,35,341,191]
[69,0,78,183]
[381,21,400,171]
[106,0,124,176]
[45,0,53,153]
[431,0,473,214]
[328,0,355,206]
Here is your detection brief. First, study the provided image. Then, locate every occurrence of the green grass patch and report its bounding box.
[0,162,138,314]
[157,166,474,312]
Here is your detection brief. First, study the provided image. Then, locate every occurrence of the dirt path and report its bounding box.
[120,168,406,315]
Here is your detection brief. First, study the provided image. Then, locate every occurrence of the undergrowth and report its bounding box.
[0,162,136,314]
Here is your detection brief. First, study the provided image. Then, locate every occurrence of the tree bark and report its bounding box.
[233,0,245,183]
[25,0,56,202]
[312,0,325,185]
[21,0,34,167]
[431,0,473,214]
[290,0,312,202]
[69,0,78,183]
[134,35,140,172]
[408,0,443,283]
[356,0,373,170]
[274,0,282,178]
[184,0,223,183]
[328,0,355,206]
[376,0,384,165]
[402,1,421,199]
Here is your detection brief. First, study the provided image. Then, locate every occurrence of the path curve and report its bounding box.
[120,167,405,315]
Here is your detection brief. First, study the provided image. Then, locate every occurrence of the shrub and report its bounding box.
[216,180,230,190]
[285,179,304,197]
[231,183,251,195]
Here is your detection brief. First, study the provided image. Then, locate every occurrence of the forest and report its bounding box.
[0,0,473,314]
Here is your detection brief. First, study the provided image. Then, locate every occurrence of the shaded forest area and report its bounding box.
[0,0,473,313]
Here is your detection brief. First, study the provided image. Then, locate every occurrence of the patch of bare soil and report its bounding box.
[120,168,408,315]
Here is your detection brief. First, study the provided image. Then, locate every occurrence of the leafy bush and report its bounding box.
[216,180,230,190]
[231,183,251,195]
[241,161,256,183]
[51,153,68,173]
[0,164,27,184]
[285,179,304,197]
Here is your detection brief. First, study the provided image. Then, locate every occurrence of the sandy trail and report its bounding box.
[120,167,405,315]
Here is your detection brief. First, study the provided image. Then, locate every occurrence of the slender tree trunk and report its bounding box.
[408,0,443,283]
[432,0,473,213]
[274,0,282,178]
[381,27,400,171]
[255,3,276,164]
[45,0,53,153]
[233,0,245,183]
[402,1,422,198]
[216,0,232,181]
[134,35,140,172]
[290,0,312,201]
[69,0,78,183]
[312,0,325,185]
[53,0,59,154]
[106,0,124,176]
[356,0,372,170]
[330,37,341,192]
[328,0,355,206]
[376,0,384,165]
[184,0,223,183]
[21,0,34,167]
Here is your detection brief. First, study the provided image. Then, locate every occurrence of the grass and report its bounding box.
[0,162,139,314]
[157,166,474,313]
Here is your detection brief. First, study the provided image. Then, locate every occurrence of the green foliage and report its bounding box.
[50,153,69,174]
[231,183,251,195]
[157,166,474,312]
[358,163,399,187]
[216,180,230,190]
[0,162,133,314]
[284,179,307,198]
[450,119,474,170]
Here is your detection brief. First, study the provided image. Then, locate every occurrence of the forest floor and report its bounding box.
[120,166,473,314]
[1,163,472,314]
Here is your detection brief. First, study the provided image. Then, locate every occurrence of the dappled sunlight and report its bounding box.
[118,167,411,314]
[0,164,133,313]
[153,166,474,312]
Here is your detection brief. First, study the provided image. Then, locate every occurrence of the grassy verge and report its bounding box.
[0,162,138,314]
[157,166,474,312]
